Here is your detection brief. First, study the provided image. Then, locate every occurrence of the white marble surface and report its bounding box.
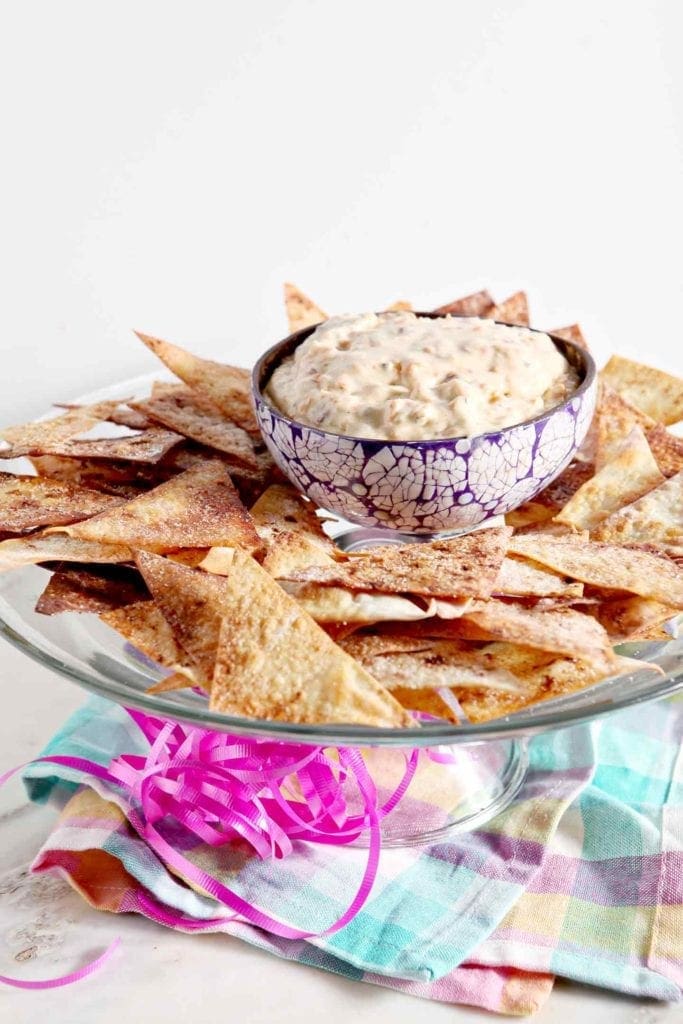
[0,626,679,1023]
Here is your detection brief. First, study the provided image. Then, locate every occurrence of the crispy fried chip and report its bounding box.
[0,474,122,533]
[65,462,262,555]
[592,471,683,553]
[194,546,235,575]
[282,527,511,598]
[30,454,174,498]
[132,391,258,469]
[555,427,664,531]
[108,406,155,431]
[600,355,683,426]
[136,332,259,433]
[393,647,635,723]
[0,532,131,572]
[486,291,530,326]
[146,672,196,695]
[391,685,522,724]
[283,282,327,334]
[462,598,611,659]
[35,565,149,615]
[0,401,121,451]
[646,425,683,479]
[494,556,584,598]
[433,290,495,317]
[508,533,683,606]
[592,595,678,642]
[135,552,234,679]
[385,300,413,312]
[259,532,336,577]
[250,483,333,548]
[101,600,198,681]
[165,443,282,506]
[594,385,656,469]
[514,522,588,540]
[209,550,409,726]
[339,635,524,693]
[550,324,588,350]
[62,403,155,431]
[284,583,437,624]
[250,483,337,575]
[1,428,184,464]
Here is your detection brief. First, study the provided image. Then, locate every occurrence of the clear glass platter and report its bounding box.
[0,371,681,748]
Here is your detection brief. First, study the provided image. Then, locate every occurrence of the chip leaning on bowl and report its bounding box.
[0,282,681,729]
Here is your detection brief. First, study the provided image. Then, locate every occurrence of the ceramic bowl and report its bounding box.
[252,314,597,534]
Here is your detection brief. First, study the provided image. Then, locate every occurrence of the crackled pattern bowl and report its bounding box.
[253,314,597,534]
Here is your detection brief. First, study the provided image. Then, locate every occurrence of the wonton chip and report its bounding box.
[146,672,197,695]
[132,391,258,469]
[1,428,184,464]
[285,582,437,624]
[0,532,131,572]
[340,634,524,693]
[209,549,409,726]
[260,532,336,577]
[101,600,198,682]
[646,425,683,479]
[36,565,149,615]
[462,598,611,660]
[135,552,234,679]
[0,474,122,534]
[393,647,634,724]
[555,427,664,531]
[250,483,337,575]
[592,470,683,553]
[108,406,155,431]
[592,595,678,643]
[600,355,683,426]
[493,556,584,598]
[508,533,683,607]
[30,454,175,498]
[64,462,262,554]
[282,527,511,598]
[61,403,155,431]
[485,291,530,326]
[136,332,259,434]
[550,324,588,350]
[283,283,327,334]
[0,401,121,452]
[594,385,656,469]
[433,290,495,317]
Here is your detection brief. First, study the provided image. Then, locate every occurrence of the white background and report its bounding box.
[1,0,682,425]
[0,2,682,1022]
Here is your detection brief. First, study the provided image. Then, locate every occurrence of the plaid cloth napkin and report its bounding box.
[22,695,683,1016]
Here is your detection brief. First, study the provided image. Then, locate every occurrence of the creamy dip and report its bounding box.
[266,312,578,441]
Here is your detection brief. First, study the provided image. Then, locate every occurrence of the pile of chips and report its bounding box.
[0,285,681,727]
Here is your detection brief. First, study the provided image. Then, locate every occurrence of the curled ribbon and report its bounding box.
[1,707,428,988]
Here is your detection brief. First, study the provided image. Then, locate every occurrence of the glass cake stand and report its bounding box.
[0,374,681,844]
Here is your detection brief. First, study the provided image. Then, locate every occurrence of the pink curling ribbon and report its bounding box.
[1,707,429,988]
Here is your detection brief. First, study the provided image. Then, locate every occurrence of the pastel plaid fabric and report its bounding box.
[23,695,683,1016]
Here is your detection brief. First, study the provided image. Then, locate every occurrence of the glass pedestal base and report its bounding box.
[353,738,529,847]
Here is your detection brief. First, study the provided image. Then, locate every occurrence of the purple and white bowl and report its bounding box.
[252,314,597,535]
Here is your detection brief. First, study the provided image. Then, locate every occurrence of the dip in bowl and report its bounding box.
[253,312,596,534]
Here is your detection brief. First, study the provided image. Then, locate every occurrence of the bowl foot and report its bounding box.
[326,516,506,551]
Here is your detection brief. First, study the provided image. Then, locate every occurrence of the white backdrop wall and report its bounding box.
[0,0,681,424]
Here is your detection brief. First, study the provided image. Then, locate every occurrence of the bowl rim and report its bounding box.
[252,313,597,447]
